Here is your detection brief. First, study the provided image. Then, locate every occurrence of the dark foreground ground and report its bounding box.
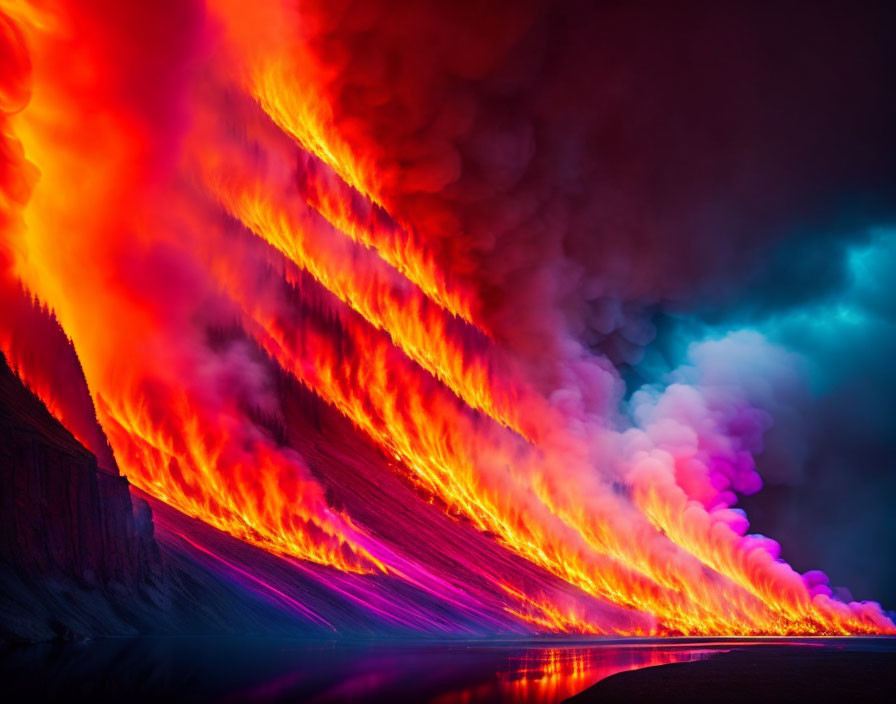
[1,637,893,703]
[566,639,896,704]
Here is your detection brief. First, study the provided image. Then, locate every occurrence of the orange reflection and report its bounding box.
[432,646,712,704]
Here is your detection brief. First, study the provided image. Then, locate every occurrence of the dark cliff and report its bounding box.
[0,351,164,641]
[0,351,159,585]
[0,281,118,472]
[0,350,387,642]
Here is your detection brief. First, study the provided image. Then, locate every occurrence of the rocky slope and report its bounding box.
[0,339,619,642]
[0,350,161,641]
[0,351,332,643]
[0,351,158,580]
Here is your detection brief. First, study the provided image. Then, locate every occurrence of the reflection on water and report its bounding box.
[0,637,840,703]
[431,646,709,704]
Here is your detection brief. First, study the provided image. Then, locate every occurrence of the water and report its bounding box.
[0,637,877,703]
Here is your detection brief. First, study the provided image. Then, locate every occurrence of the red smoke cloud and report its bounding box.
[1,0,893,635]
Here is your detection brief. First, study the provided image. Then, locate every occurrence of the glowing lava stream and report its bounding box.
[294,148,481,329]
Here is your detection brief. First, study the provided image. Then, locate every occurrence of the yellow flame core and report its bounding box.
[1,0,892,637]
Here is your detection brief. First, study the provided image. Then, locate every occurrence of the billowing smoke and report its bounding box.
[265,0,896,608]
[1,0,893,634]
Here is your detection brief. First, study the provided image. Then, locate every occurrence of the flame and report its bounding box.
[1,0,384,575]
[97,386,383,574]
[498,584,608,635]
[209,0,478,326]
[219,239,878,633]
[204,165,528,437]
[1,0,893,638]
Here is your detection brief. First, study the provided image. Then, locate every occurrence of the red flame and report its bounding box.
[1,0,892,636]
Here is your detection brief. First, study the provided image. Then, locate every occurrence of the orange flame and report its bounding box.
[2,0,892,638]
[210,0,478,326]
[2,0,383,575]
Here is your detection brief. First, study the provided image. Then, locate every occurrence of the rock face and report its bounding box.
[0,351,159,586]
[0,350,357,642]
[0,283,119,472]
[0,351,164,641]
